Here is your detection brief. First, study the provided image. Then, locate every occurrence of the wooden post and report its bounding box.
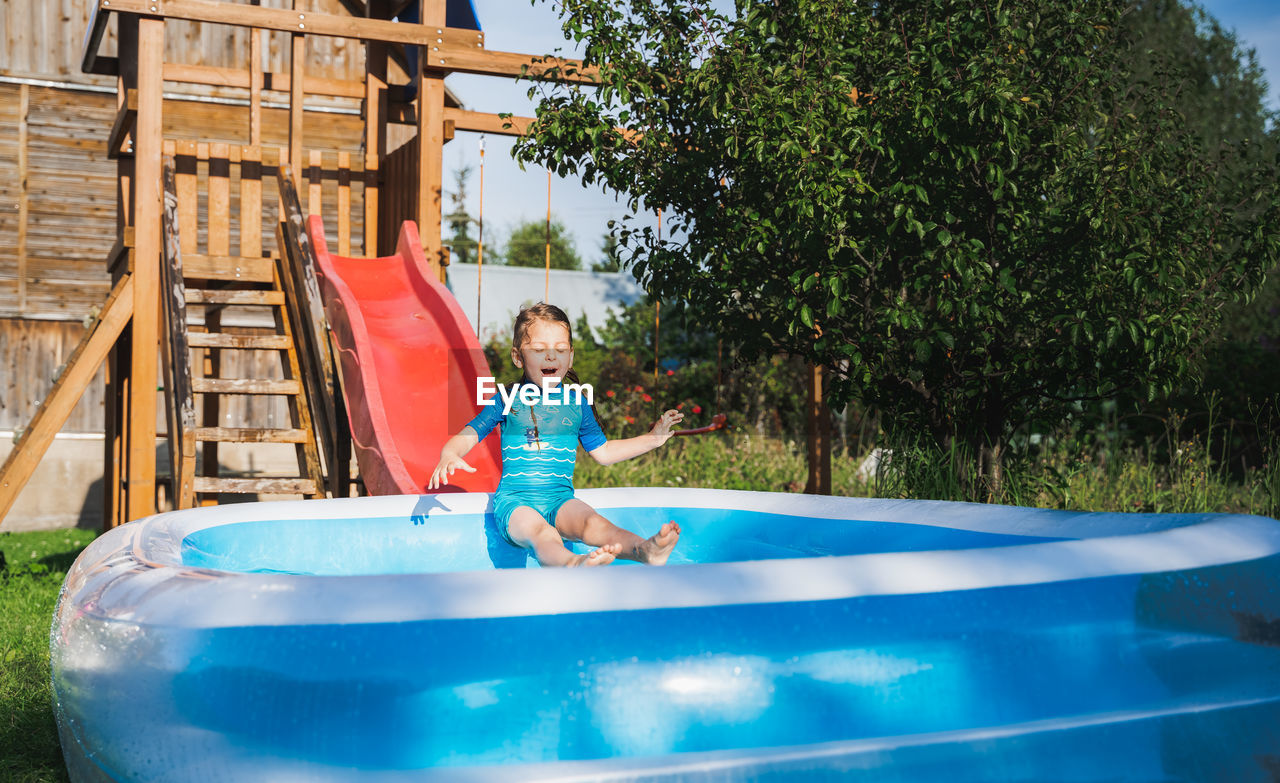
[364,1,388,255]
[289,25,306,188]
[126,14,165,522]
[805,363,832,495]
[417,0,447,279]
[249,28,263,146]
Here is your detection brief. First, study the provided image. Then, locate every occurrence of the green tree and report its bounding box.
[501,218,583,269]
[592,232,625,272]
[444,166,479,265]
[516,0,1280,495]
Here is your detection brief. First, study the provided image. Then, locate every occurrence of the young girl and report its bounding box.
[428,303,684,567]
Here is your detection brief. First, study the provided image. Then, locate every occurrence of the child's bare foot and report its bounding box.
[638,521,681,565]
[567,543,621,567]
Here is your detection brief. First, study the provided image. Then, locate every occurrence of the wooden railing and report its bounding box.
[277,165,351,497]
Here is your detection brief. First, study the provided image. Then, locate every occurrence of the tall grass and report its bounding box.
[580,420,1277,517]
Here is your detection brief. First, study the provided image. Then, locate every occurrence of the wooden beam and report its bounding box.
[418,0,446,281]
[160,62,367,99]
[364,0,389,256]
[93,0,485,49]
[432,49,598,83]
[128,15,164,522]
[249,32,263,145]
[107,89,139,159]
[0,276,135,528]
[444,107,533,137]
[80,0,112,75]
[289,27,305,187]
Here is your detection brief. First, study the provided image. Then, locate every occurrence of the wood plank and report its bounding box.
[0,275,133,528]
[270,259,326,497]
[191,377,302,395]
[185,289,284,305]
[240,145,263,258]
[174,139,199,255]
[194,427,309,443]
[337,150,351,256]
[249,31,263,145]
[183,254,276,282]
[443,107,533,137]
[364,8,387,256]
[275,180,341,495]
[129,15,164,522]
[188,332,292,350]
[161,158,198,509]
[436,48,597,83]
[107,89,138,159]
[193,476,317,494]
[308,148,323,217]
[420,83,446,279]
[96,0,485,49]
[80,1,111,75]
[17,85,29,314]
[161,62,367,99]
[289,30,305,187]
[208,142,231,256]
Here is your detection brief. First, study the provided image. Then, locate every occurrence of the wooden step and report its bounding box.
[188,333,292,350]
[183,254,275,283]
[185,289,285,306]
[194,427,310,443]
[193,476,318,495]
[191,378,301,395]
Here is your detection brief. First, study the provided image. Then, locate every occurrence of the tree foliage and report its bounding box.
[516,0,1280,489]
[444,166,479,265]
[500,218,584,269]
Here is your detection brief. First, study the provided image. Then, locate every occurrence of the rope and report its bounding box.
[653,208,662,390]
[475,135,485,339]
[544,168,551,302]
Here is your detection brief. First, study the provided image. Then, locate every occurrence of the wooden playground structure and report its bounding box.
[0,0,832,532]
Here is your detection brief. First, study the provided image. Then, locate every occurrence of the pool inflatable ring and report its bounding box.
[52,489,1280,781]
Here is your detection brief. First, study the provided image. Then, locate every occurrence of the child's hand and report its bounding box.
[428,454,475,490]
[650,409,684,445]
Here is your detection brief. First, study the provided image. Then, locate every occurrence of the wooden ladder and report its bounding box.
[160,142,324,508]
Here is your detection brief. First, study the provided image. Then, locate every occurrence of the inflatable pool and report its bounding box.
[52,489,1280,781]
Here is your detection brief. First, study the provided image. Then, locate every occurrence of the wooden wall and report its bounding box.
[0,0,411,93]
[0,82,367,320]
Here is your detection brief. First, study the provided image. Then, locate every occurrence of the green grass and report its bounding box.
[1,528,94,783]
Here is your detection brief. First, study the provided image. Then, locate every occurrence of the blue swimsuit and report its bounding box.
[466,381,607,544]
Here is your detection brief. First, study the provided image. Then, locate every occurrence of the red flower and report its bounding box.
[606,390,615,398]
[692,405,702,414]
[643,394,652,402]
[625,416,635,424]
[666,369,675,376]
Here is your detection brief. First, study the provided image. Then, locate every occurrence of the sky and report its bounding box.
[444,0,1280,271]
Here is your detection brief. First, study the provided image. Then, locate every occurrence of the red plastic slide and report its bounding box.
[308,217,501,495]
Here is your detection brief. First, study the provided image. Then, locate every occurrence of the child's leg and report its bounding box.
[553,499,681,565]
[506,505,620,567]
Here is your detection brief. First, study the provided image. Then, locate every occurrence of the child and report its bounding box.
[429,303,684,567]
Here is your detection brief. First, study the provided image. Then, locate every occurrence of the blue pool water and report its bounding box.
[180,508,1071,573]
[52,491,1280,781]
